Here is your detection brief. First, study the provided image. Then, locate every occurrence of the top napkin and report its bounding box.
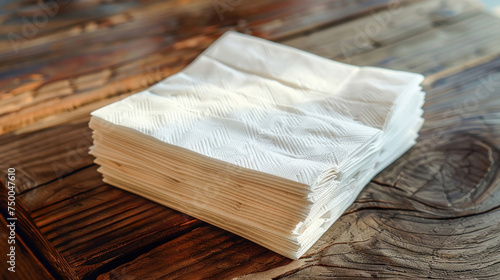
[91,31,424,188]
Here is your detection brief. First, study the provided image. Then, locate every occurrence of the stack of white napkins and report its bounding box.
[89,31,425,260]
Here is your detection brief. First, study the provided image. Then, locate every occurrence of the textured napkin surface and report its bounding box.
[92,31,424,188]
[90,31,426,259]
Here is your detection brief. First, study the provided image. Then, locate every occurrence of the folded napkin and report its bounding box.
[89,31,425,259]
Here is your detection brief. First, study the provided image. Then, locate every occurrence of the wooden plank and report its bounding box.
[0,0,411,135]
[97,225,291,280]
[11,165,203,279]
[12,92,132,135]
[0,179,74,278]
[0,1,137,39]
[0,121,94,194]
[344,13,500,74]
[1,0,488,135]
[281,0,484,59]
[0,213,55,280]
[2,0,500,279]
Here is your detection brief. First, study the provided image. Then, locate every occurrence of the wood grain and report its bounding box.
[0,0,407,135]
[282,0,484,61]
[0,213,55,280]
[0,121,94,194]
[2,0,500,279]
[344,14,500,75]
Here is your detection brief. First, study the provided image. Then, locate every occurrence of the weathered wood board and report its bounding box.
[1,0,500,279]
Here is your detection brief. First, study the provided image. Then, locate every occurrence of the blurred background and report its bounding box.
[1,0,498,135]
[480,0,500,15]
[2,1,500,279]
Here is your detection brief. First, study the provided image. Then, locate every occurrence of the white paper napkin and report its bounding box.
[90,31,425,259]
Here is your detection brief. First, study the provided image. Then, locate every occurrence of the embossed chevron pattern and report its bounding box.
[89,31,426,259]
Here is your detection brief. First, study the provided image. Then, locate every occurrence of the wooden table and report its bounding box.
[1,0,500,279]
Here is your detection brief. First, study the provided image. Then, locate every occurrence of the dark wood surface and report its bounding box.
[1,0,500,279]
